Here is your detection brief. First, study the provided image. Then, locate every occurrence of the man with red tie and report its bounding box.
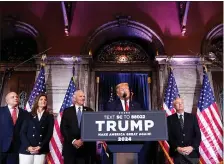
[0,92,28,164]
[105,83,142,112]
[104,83,143,164]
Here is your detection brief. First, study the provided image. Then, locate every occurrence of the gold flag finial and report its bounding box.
[40,54,47,67]
[203,65,208,73]
[148,77,151,84]
[96,77,100,84]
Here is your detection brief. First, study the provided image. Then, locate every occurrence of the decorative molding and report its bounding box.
[155,55,214,66]
[1,17,39,38]
[1,17,45,53]
[18,91,27,109]
[35,55,91,65]
[46,89,70,94]
[201,24,223,68]
[0,63,37,72]
[96,40,150,63]
[116,15,131,26]
[81,16,165,56]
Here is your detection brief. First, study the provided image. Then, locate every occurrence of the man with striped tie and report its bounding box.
[167,97,201,164]
[60,90,97,164]
[0,92,28,164]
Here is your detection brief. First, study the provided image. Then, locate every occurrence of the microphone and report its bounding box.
[122,92,127,98]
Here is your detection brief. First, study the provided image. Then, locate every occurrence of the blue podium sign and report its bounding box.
[81,111,168,142]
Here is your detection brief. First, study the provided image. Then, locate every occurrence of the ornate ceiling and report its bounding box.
[0,1,223,58]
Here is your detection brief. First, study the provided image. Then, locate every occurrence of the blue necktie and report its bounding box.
[77,107,82,127]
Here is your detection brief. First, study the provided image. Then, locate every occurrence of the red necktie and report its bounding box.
[12,107,17,125]
[125,101,129,111]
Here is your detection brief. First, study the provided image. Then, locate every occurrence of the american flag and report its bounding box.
[99,142,110,164]
[25,66,46,112]
[47,77,76,164]
[196,67,223,164]
[160,69,179,163]
[162,69,179,116]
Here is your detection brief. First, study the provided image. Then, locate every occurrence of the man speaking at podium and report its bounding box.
[106,83,142,112]
[104,83,144,164]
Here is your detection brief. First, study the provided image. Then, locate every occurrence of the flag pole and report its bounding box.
[158,55,174,164]
[96,77,100,112]
[158,141,174,164]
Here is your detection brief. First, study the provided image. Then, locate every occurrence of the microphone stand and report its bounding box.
[123,92,128,111]
[130,91,134,108]
[0,47,52,103]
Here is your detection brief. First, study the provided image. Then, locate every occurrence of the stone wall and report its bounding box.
[40,56,93,113]
[34,54,221,115]
[156,55,217,114]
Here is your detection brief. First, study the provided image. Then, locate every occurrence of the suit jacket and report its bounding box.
[0,106,28,153]
[167,112,201,158]
[105,99,143,111]
[104,99,144,146]
[60,106,96,158]
[19,111,54,154]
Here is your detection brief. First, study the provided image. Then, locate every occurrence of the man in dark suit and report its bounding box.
[105,83,142,111]
[60,90,96,164]
[104,83,147,164]
[0,92,28,164]
[167,98,201,164]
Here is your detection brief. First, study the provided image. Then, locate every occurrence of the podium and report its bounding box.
[107,142,143,164]
[81,111,168,164]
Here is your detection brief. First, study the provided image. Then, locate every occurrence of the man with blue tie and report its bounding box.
[60,90,97,164]
[0,92,28,164]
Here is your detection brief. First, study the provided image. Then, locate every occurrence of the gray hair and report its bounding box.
[173,97,184,106]
[73,90,84,102]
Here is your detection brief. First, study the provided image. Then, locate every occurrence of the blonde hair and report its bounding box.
[115,83,129,92]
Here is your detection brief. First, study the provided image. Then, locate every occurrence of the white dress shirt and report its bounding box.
[8,105,19,117]
[75,105,83,113]
[120,99,129,111]
[177,112,184,122]
[37,110,45,121]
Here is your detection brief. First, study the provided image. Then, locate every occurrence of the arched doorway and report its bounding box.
[84,16,165,164]
[83,16,165,111]
[94,40,151,112]
[0,17,44,107]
